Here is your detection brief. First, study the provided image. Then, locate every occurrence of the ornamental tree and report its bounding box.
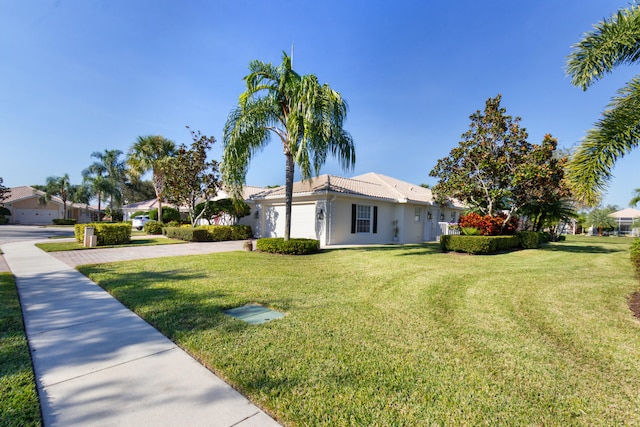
[429,95,569,232]
[160,127,220,227]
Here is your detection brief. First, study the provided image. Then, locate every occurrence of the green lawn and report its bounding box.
[36,237,185,252]
[0,273,41,426]
[78,235,640,426]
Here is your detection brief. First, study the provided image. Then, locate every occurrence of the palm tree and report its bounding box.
[127,136,176,222]
[42,174,71,218]
[566,5,640,205]
[83,150,126,217]
[630,188,640,207]
[222,52,355,240]
[587,205,617,236]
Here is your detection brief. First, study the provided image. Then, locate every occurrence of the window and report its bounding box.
[351,204,377,234]
[356,205,371,233]
[414,207,421,222]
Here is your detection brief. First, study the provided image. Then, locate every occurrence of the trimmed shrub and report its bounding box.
[163,227,210,242]
[149,207,181,223]
[0,206,11,216]
[459,212,519,236]
[52,218,76,225]
[144,220,164,235]
[199,225,253,241]
[517,231,540,249]
[74,223,131,246]
[631,239,640,279]
[0,216,8,225]
[256,238,320,255]
[441,235,520,255]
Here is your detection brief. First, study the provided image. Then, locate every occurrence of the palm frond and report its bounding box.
[567,5,640,90]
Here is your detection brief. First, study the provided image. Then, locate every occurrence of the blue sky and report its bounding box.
[1,0,638,209]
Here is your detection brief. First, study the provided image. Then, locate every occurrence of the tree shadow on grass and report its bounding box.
[539,243,626,254]
[321,243,441,256]
[77,266,237,336]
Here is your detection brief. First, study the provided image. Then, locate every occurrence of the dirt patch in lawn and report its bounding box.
[629,291,640,320]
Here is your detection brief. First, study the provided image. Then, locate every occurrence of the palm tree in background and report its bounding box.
[127,136,176,222]
[42,174,71,218]
[566,5,640,205]
[630,188,640,207]
[222,52,355,240]
[83,149,126,216]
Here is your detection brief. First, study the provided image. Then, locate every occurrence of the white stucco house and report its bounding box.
[2,186,98,224]
[247,172,465,246]
[608,207,640,236]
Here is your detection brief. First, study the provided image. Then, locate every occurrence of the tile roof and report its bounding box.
[2,186,99,211]
[251,172,465,207]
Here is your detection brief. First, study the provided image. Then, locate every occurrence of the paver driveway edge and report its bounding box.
[1,240,281,427]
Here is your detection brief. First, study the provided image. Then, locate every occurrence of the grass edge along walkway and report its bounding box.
[79,236,640,426]
[0,272,42,426]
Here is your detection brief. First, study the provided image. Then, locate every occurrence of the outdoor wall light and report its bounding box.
[440,212,445,221]
[317,208,324,221]
[254,209,260,219]
[427,211,432,220]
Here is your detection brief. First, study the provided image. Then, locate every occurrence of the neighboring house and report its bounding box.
[608,207,640,236]
[248,172,465,246]
[2,186,98,224]
[121,186,265,223]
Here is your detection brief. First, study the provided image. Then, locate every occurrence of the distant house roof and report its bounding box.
[2,186,99,211]
[251,172,465,208]
[609,207,640,219]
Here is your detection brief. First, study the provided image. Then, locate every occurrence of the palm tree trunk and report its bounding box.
[284,152,294,241]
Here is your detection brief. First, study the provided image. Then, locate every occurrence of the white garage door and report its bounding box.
[262,204,317,239]
[13,209,57,224]
[290,204,317,239]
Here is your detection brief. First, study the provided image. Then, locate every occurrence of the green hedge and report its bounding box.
[144,220,164,235]
[256,238,320,255]
[199,225,253,241]
[162,225,253,242]
[440,235,520,255]
[74,223,131,246]
[517,231,540,249]
[631,239,640,279]
[52,218,76,225]
[163,227,210,242]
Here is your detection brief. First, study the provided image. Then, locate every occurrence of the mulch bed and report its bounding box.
[629,291,640,320]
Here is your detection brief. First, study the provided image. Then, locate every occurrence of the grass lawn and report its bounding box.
[0,273,41,426]
[36,237,185,252]
[79,235,640,426]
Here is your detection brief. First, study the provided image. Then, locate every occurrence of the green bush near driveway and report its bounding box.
[79,236,640,425]
[162,225,253,242]
[52,218,76,225]
[256,237,320,255]
[143,220,164,235]
[0,273,42,426]
[74,223,131,246]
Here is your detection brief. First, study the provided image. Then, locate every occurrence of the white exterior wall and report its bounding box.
[327,197,397,245]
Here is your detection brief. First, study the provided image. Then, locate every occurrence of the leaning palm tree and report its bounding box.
[566,5,640,205]
[222,52,355,240]
[127,136,176,222]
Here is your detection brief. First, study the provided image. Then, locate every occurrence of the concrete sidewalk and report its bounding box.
[2,240,281,427]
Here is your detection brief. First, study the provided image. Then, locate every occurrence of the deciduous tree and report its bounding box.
[429,95,569,232]
[160,128,220,227]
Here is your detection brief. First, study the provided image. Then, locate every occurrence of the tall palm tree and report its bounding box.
[566,5,640,205]
[222,52,355,240]
[587,205,617,236]
[127,136,176,222]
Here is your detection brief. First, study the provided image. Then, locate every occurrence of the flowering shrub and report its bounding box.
[459,212,519,236]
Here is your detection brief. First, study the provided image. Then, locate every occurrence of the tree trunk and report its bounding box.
[153,170,164,223]
[284,152,294,241]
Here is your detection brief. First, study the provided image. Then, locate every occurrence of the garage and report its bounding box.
[261,203,317,239]
[12,208,58,224]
